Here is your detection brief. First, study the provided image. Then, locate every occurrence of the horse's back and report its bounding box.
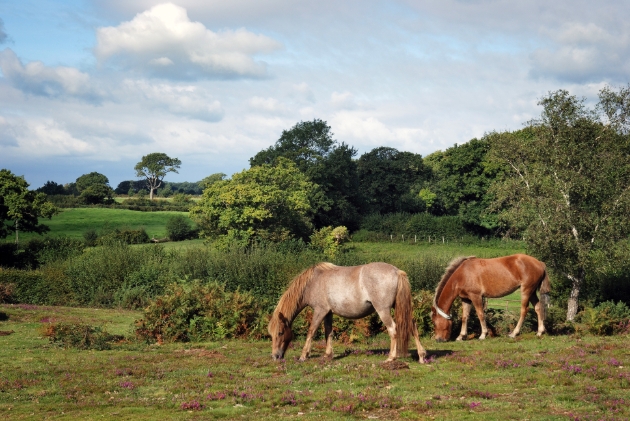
[460,254,545,298]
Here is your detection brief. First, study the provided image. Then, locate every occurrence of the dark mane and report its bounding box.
[433,256,475,306]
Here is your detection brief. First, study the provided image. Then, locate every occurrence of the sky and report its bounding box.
[0,0,629,189]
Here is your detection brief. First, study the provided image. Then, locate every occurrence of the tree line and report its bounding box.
[2,85,630,320]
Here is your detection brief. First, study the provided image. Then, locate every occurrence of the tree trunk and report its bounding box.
[150,188,154,200]
[566,273,583,322]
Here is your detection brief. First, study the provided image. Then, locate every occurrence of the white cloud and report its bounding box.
[531,22,630,82]
[95,3,282,79]
[247,96,286,114]
[122,79,224,121]
[0,48,101,101]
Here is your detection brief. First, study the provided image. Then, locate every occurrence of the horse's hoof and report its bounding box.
[455,336,463,341]
[478,336,486,340]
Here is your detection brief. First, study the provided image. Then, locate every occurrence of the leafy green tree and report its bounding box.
[0,169,58,243]
[36,181,66,195]
[166,215,195,241]
[250,119,361,230]
[190,158,320,246]
[424,138,504,231]
[134,153,182,200]
[75,172,114,204]
[488,86,630,321]
[357,147,428,215]
[199,173,227,190]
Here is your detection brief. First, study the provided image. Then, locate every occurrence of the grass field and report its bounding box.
[13,208,189,242]
[1,304,629,420]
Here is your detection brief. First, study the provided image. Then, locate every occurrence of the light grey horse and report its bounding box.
[268,262,426,363]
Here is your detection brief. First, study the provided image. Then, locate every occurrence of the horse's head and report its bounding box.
[268,312,293,360]
[431,306,452,342]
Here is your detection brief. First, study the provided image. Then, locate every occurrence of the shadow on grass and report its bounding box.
[0,312,8,321]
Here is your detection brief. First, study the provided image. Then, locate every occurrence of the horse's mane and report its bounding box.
[433,256,475,306]
[270,262,337,328]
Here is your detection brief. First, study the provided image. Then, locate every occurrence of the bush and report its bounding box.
[83,229,98,247]
[310,226,349,257]
[578,301,630,335]
[42,323,123,350]
[166,215,195,241]
[97,228,149,245]
[358,213,469,240]
[135,280,268,343]
[0,282,15,303]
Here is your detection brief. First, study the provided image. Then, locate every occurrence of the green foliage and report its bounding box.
[134,152,182,200]
[43,194,84,208]
[357,147,429,215]
[171,193,191,205]
[75,172,110,192]
[359,213,468,240]
[83,229,98,246]
[135,280,267,343]
[79,183,114,205]
[97,228,149,245]
[250,119,361,230]
[309,226,349,258]
[166,215,195,241]
[0,169,58,240]
[191,158,320,245]
[578,301,630,335]
[36,180,67,195]
[0,282,15,303]
[43,323,123,350]
[488,86,630,320]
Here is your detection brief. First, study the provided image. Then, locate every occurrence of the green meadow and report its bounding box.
[1,304,629,420]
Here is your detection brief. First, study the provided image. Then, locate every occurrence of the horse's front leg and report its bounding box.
[470,296,489,340]
[529,294,546,337]
[300,309,329,361]
[456,300,472,341]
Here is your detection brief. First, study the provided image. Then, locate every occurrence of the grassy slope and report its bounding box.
[16,208,188,242]
[1,304,629,420]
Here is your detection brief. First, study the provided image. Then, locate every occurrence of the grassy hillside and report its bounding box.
[13,208,188,242]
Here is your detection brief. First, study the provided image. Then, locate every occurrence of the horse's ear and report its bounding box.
[278,312,288,325]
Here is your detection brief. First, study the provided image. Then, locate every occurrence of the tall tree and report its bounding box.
[134,153,182,200]
[0,169,58,243]
[357,147,428,215]
[75,172,114,204]
[190,158,321,246]
[427,138,504,231]
[250,120,361,230]
[488,87,630,321]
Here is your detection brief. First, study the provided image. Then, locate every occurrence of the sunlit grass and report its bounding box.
[1,304,629,420]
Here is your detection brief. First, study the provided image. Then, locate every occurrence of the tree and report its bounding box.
[75,172,114,205]
[134,153,182,200]
[426,138,504,231]
[199,173,226,190]
[0,169,58,243]
[488,86,630,321]
[190,158,321,246]
[357,147,429,215]
[36,181,66,195]
[250,120,361,230]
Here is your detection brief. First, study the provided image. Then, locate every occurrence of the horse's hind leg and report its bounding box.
[299,309,329,361]
[323,312,334,358]
[529,294,546,337]
[375,307,397,362]
[456,299,472,341]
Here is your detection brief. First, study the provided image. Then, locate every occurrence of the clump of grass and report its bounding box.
[42,322,124,350]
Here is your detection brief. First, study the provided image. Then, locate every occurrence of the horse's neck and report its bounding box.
[436,277,459,311]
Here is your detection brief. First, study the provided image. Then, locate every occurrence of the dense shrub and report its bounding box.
[0,265,75,305]
[0,282,15,303]
[166,215,195,241]
[135,281,268,343]
[578,301,630,335]
[45,195,84,208]
[97,228,149,245]
[310,226,350,257]
[42,323,123,350]
[83,229,98,247]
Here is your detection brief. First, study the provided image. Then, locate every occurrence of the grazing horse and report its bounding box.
[432,254,550,342]
[268,262,426,363]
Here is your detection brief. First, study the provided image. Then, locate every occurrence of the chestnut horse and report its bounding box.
[268,262,426,363]
[432,254,550,342]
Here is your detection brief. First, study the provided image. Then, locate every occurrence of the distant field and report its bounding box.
[13,208,189,242]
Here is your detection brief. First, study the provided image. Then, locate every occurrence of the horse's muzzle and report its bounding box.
[435,338,447,343]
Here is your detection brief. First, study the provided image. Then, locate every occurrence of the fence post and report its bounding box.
[442,236,445,244]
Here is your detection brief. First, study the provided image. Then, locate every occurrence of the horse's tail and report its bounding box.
[537,265,551,320]
[395,270,413,358]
